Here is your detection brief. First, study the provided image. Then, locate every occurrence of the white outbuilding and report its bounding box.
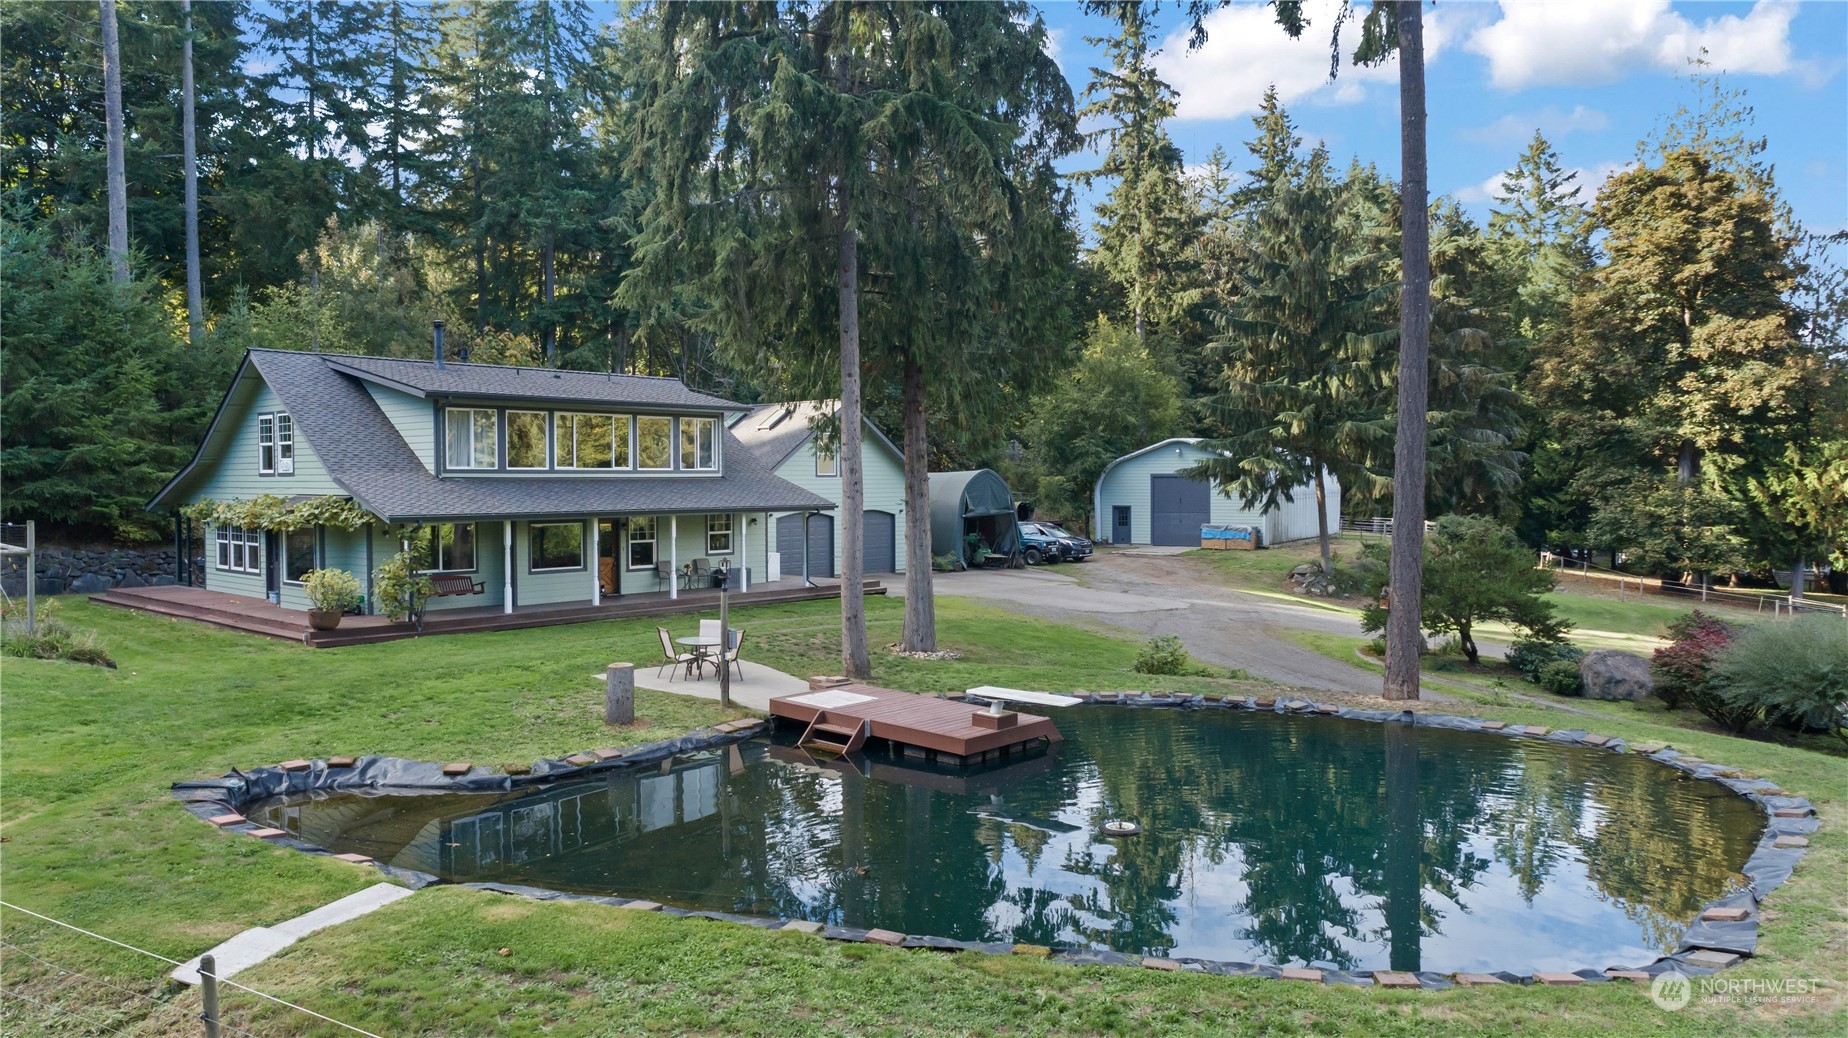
[1090,438,1341,547]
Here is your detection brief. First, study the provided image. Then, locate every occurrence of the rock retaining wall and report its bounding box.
[2,545,199,597]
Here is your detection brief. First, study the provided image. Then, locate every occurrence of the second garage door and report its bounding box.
[862,510,896,573]
[776,513,835,579]
[1149,475,1211,546]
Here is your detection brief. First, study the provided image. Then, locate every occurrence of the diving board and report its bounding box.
[965,686,1083,708]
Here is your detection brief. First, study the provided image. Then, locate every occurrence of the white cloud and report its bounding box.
[1466,0,1806,90]
[1154,0,1453,122]
[1459,105,1609,145]
[1044,26,1068,70]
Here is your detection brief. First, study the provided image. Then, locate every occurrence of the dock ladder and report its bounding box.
[798,711,867,756]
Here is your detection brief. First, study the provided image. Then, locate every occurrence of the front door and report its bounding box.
[598,519,620,598]
[1112,506,1132,545]
[264,532,282,600]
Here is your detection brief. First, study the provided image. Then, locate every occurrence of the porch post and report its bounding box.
[764,512,771,584]
[589,518,600,604]
[669,514,679,600]
[738,512,748,592]
[503,520,514,615]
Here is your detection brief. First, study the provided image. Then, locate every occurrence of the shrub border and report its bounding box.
[171,698,1816,991]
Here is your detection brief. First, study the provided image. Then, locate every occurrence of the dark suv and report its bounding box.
[1020,521,1093,564]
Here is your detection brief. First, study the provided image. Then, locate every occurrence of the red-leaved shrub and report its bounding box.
[1651,611,1734,711]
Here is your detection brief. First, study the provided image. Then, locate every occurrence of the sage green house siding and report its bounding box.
[364,382,435,470]
[766,433,907,575]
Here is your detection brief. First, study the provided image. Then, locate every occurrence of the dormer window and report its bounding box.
[681,417,716,471]
[816,445,838,477]
[446,407,498,469]
[636,416,672,470]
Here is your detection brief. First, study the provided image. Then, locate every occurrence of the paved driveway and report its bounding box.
[897,552,1385,694]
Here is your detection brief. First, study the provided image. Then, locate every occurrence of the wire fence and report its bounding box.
[1537,551,1847,619]
[1,900,387,1037]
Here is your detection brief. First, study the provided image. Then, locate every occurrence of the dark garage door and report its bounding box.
[863,510,896,574]
[777,513,835,579]
[1149,475,1210,546]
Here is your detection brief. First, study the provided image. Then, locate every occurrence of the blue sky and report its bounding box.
[1033,0,1847,238]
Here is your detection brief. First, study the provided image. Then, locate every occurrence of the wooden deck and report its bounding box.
[769,682,1061,765]
[92,580,886,648]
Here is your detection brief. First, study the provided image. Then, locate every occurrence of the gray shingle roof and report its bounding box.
[179,351,834,522]
[728,399,905,469]
[312,350,743,411]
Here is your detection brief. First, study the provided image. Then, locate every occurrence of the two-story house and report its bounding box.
[147,348,836,619]
[727,401,908,578]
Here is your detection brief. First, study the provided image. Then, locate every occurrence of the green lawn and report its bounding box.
[2,596,1842,1036]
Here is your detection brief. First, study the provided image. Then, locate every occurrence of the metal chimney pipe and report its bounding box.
[433,319,446,369]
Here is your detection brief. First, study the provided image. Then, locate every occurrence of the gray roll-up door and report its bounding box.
[1149,475,1211,546]
[777,512,835,579]
[863,510,896,573]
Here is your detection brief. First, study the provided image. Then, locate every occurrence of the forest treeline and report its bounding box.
[3,1,1843,592]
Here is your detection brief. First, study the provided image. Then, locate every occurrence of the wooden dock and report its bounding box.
[769,682,1061,765]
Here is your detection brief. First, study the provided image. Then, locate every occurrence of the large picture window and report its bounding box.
[627,517,656,569]
[680,418,716,471]
[257,415,276,474]
[416,523,477,572]
[636,416,672,470]
[275,413,295,474]
[556,413,630,469]
[507,411,548,469]
[215,526,260,574]
[445,408,499,469]
[530,522,584,571]
[706,514,732,555]
[283,528,316,583]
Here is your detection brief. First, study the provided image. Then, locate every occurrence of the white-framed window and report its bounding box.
[706,514,733,555]
[257,414,276,474]
[636,416,672,470]
[530,522,585,571]
[554,412,630,469]
[275,412,295,474]
[815,444,838,477]
[680,417,716,471]
[445,407,499,469]
[627,516,656,569]
[416,523,477,572]
[215,526,261,574]
[283,527,316,583]
[507,411,549,469]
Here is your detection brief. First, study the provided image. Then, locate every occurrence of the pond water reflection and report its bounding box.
[251,709,1763,972]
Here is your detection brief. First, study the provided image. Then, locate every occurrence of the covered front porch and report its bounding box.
[93,576,885,648]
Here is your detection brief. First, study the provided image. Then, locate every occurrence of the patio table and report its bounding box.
[675,635,723,677]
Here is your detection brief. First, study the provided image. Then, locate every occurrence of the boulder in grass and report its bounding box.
[1579,650,1654,701]
[69,573,113,595]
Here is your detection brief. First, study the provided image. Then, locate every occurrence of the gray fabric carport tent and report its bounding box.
[928,469,1021,567]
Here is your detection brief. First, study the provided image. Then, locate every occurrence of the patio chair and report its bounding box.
[654,560,673,590]
[691,558,710,581]
[698,618,721,641]
[655,626,698,681]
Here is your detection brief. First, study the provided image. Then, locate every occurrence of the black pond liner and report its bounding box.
[173,700,1818,990]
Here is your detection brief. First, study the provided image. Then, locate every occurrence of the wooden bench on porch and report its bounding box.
[429,573,486,597]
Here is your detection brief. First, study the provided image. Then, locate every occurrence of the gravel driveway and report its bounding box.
[896,552,1385,694]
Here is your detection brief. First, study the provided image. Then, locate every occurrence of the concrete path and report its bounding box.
[622,658,807,712]
[172,883,413,985]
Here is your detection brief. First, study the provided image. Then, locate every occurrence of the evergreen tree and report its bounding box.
[1075,1,1199,341]
[1189,147,1393,572]
[1488,131,1592,351]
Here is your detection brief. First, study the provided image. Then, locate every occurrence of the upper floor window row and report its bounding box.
[443,407,718,474]
[257,412,295,475]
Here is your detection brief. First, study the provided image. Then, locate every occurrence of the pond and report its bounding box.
[250,709,1766,973]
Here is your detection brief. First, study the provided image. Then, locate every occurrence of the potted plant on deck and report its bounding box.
[303,568,363,630]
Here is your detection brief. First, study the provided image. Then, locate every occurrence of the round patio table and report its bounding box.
[675,636,723,678]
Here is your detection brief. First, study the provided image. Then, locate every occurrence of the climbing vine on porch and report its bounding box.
[181,495,377,532]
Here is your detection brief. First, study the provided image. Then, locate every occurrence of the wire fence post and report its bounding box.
[24,520,35,634]
[200,953,220,1038]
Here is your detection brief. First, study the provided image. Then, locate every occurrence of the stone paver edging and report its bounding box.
[172,699,1814,992]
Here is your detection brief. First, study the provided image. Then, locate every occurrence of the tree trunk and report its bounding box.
[1791,554,1805,603]
[1383,0,1430,702]
[1458,622,1477,665]
[181,0,202,343]
[1313,463,1332,572]
[901,354,936,652]
[543,233,556,365]
[837,204,871,681]
[99,0,129,283]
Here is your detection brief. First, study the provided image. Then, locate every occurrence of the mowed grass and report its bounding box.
[2,595,1844,1036]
